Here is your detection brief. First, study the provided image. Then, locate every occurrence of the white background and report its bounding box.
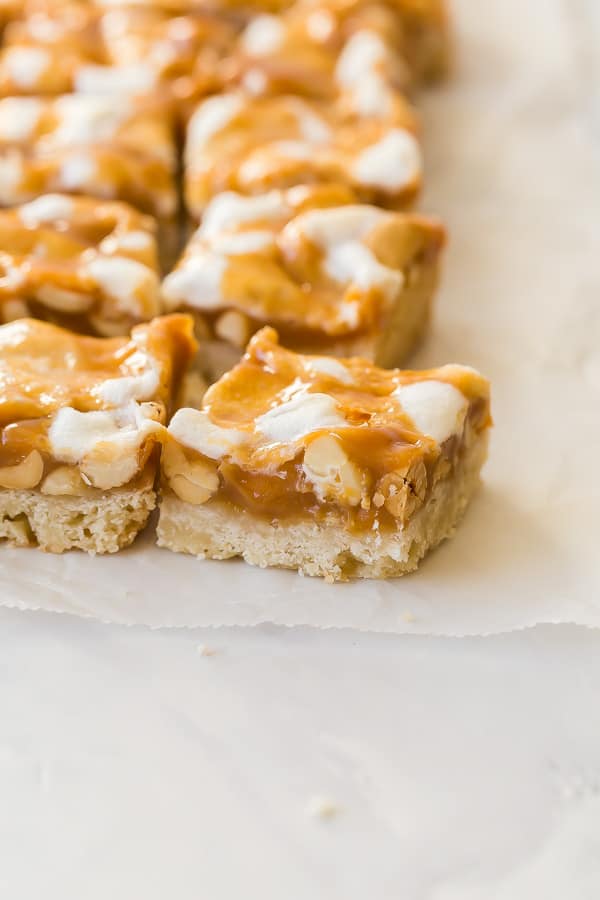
[1,0,600,895]
[2,614,600,899]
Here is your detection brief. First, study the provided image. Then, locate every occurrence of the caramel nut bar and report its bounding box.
[0,193,163,336]
[0,313,196,552]
[157,327,491,581]
[163,185,445,378]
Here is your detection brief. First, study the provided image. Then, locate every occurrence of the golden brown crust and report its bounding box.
[0,477,156,554]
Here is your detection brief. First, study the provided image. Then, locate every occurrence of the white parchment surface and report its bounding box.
[0,0,598,634]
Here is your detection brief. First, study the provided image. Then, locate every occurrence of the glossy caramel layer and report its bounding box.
[166,328,491,529]
[0,315,196,476]
[224,1,409,101]
[0,94,177,218]
[0,3,237,114]
[184,91,421,218]
[163,184,444,346]
[0,195,161,334]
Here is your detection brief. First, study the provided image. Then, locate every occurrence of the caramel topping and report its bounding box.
[0,314,196,426]
[0,195,161,332]
[184,91,421,217]
[0,4,237,111]
[225,2,408,102]
[203,328,489,448]
[0,95,177,218]
[0,313,196,487]
[167,328,491,527]
[163,186,444,341]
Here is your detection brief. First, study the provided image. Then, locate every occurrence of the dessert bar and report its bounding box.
[184,90,421,218]
[157,327,491,580]
[163,184,445,378]
[0,93,178,226]
[0,194,162,335]
[0,313,196,553]
[0,2,237,116]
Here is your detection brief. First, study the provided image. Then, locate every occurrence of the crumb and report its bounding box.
[196,644,218,657]
[305,795,339,821]
[402,611,417,623]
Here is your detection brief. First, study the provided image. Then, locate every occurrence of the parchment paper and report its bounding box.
[0,0,598,634]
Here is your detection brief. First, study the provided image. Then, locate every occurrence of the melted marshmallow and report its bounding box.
[85,256,158,314]
[335,31,387,88]
[168,408,246,460]
[292,101,332,143]
[393,380,468,444]
[48,403,157,463]
[290,205,386,246]
[96,352,159,406]
[187,94,244,156]
[335,31,395,116]
[237,141,312,186]
[255,392,347,443]
[0,98,44,142]
[0,153,23,196]
[352,129,422,191]
[59,153,97,190]
[75,63,157,95]
[286,206,402,294]
[162,256,226,310]
[241,15,285,56]
[52,96,132,145]
[5,46,50,88]
[200,191,290,238]
[107,230,153,251]
[303,357,354,385]
[243,68,268,95]
[305,9,335,42]
[209,230,275,255]
[19,194,74,224]
[49,408,126,461]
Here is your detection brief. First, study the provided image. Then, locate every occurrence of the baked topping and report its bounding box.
[0,94,177,217]
[0,3,237,108]
[164,186,444,342]
[165,328,491,526]
[0,314,197,488]
[184,91,421,217]
[0,194,161,333]
[227,1,409,106]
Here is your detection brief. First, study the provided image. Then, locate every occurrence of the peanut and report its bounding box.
[214,309,253,349]
[36,284,94,313]
[0,450,44,490]
[303,434,363,506]
[41,465,89,496]
[162,442,219,505]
